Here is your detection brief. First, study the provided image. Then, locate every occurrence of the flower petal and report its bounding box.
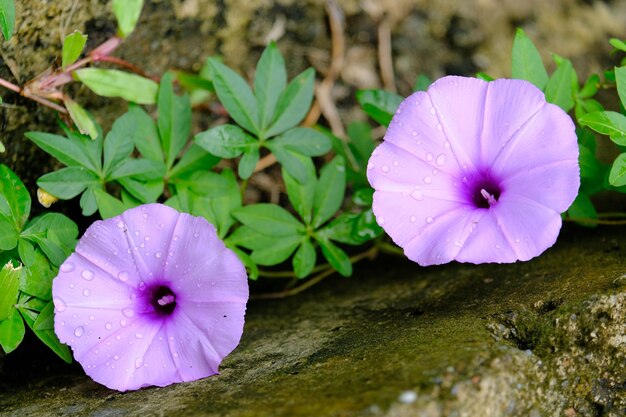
[427,76,488,172]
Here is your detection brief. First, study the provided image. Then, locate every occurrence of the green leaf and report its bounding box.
[609,153,626,187]
[207,57,259,134]
[270,127,332,156]
[62,30,88,69]
[64,98,99,139]
[0,140,5,153]
[578,144,602,181]
[194,124,256,159]
[233,204,305,237]
[19,306,72,363]
[175,70,214,93]
[94,188,128,219]
[268,144,314,184]
[226,225,276,250]
[75,68,158,104]
[317,238,352,277]
[544,58,576,112]
[265,68,315,138]
[0,164,30,228]
[169,144,220,179]
[20,250,54,299]
[17,238,36,266]
[33,301,54,331]
[0,216,18,250]
[0,309,25,354]
[157,73,192,169]
[25,131,99,172]
[117,177,163,203]
[475,72,494,82]
[312,156,346,228]
[282,157,316,224]
[112,0,144,38]
[356,89,403,127]
[108,158,165,181]
[578,74,600,99]
[414,74,432,92]
[0,0,15,41]
[37,166,99,199]
[293,238,316,278]
[128,105,162,161]
[579,111,626,146]
[250,234,302,266]
[614,66,626,110]
[80,186,98,216]
[511,28,548,90]
[255,41,287,130]
[22,213,78,266]
[229,247,258,280]
[567,192,597,227]
[238,147,260,180]
[610,38,626,53]
[0,261,20,321]
[103,110,143,175]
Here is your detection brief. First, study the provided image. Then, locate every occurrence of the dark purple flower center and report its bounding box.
[150,285,177,316]
[470,179,501,209]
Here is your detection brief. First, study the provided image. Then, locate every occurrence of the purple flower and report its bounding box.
[52,204,249,391]
[367,76,579,266]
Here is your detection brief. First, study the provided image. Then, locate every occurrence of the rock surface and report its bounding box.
[0,225,624,416]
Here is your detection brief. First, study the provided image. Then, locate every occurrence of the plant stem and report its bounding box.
[252,267,337,299]
[0,77,21,93]
[377,241,404,256]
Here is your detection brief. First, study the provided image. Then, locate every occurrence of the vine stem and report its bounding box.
[252,245,379,299]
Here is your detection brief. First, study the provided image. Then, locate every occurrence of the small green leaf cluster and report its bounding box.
[0,165,77,362]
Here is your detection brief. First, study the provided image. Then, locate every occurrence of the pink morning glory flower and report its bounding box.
[367,76,579,266]
[52,204,249,391]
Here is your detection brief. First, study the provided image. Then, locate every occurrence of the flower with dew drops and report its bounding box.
[52,204,249,391]
[367,76,579,266]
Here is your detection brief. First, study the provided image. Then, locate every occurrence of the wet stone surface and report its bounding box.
[0,225,624,416]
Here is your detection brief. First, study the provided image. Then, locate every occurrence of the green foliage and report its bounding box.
[112,0,144,38]
[511,28,548,89]
[74,68,158,104]
[62,31,88,69]
[355,90,403,127]
[0,0,15,41]
[0,165,78,360]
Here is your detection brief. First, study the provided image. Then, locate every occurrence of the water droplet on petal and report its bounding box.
[393,160,399,167]
[429,107,436,115]
[409,216,416,223]
[410,190,424,201]
[114,355,120,361]
[367,161,374,170]
[515,238,521,243]
[379,217,386,225]
[155,252,162,259]
[135,333,143,339]
[83,289,91,297]
[411,130,418,136]
[444,141,450,148]
[135,358,144,369]
[426,153,433,162]
[69,283,75,289]
[105,322,112,330]
[122,308,135,318]
[74,326,84,337]
[381,165,390,173]
[173,352,179,358]
[423,176,432,184]
[54,297,66,312]
[118,271,130,282]
[454,241,462,247]
[436,154,446,166]
[81,270,94,281]
[436,123,443,131]
[60,262,75,273]
[117,221,124,229]
[120,319,127,327]
[426,217,434,224]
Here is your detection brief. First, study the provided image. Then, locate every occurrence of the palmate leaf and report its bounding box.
[269,127,332,156]
[19,303,72,363]
[317,238,352,277]
[283,157,316,224]
[293,238,316,279]
[103,109,142,175]
[194,124,257,159]
[579,111,626,146]
[25,131,100,173]
[37,166,100,199]
[264,68,315,138]
[238,147,260,180]
[609,153,626,187]
[250,234,302,266]
[266,143,315,184]
[544,57,577,112]
[0,261,20,321]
